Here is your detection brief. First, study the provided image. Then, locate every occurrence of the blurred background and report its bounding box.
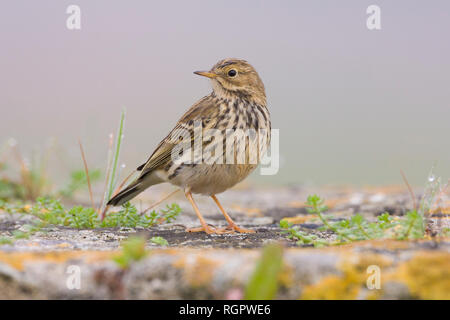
[0,0,449,187]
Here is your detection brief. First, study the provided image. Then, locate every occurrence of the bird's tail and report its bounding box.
[107,180,146,206]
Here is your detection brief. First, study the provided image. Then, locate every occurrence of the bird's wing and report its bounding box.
[136,94,219,178]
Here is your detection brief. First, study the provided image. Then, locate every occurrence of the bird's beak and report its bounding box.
[194,71,217,79]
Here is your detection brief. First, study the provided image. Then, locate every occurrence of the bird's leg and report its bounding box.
[185,191,230,234]
[211,195,256,233]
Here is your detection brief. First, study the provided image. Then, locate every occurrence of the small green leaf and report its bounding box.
[113,236,148,269]
[150,236,168,246]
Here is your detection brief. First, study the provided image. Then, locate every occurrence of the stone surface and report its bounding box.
[0,185,449,299]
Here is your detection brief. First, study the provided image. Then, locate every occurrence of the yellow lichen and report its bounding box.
[300,253,392,300]
[278,263,294,288]
[301,266,361,300]
[343,239,411,250]
[0,251,114,270]
[394,251,450,300]
[173,254,221,287]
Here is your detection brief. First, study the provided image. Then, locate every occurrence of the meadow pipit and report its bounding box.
[108,58,271,234]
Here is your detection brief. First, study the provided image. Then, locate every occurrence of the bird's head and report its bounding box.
[194,58,266,104]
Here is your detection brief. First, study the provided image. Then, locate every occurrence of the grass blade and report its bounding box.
[141,189,180,215]
[100,133,114,211]
[400,169,416,211]
[106,109,126,202]
[244,244,283,300]
[78,139,95,210]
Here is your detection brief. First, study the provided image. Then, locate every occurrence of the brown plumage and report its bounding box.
[108,58,271,234]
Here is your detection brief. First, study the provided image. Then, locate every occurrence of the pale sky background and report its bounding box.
[1,1,449,186]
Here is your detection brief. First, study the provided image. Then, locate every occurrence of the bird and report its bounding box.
[107,58,271,234]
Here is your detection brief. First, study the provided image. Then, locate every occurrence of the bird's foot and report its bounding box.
[221,223,256,234]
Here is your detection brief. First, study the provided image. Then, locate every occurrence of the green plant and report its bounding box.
[0,179,22,200]
[0,138,106,202]
[0,198,180,234]
[158,203,181,223]
[281,195,427,247]
[67,206,99,229]
[113,236,148,268]
[101,202,181,228]
[0,140,53,201]
[397,210,423,240]
[244,244,284,300]
[103,110,126,209]
[150,236,169,246]
[0,159,23,199]
[443,228,450,237]
[417,167,443,235]
[0,237,13,245]
[279,219,327,247]
[12,230,30,239]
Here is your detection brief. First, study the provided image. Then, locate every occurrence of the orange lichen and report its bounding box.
[289,198,352,210]
[230,205,262,217]
[287,201,306,208]
[282,214,317,224]
[362,185,405,194]
[324,198,352,209]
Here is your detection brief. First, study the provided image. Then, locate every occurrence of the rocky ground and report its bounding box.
[0,184,449,299]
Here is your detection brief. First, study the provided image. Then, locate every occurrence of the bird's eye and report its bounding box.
[227,69,237,77]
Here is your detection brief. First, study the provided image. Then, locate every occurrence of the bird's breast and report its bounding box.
[161,96,271,195]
